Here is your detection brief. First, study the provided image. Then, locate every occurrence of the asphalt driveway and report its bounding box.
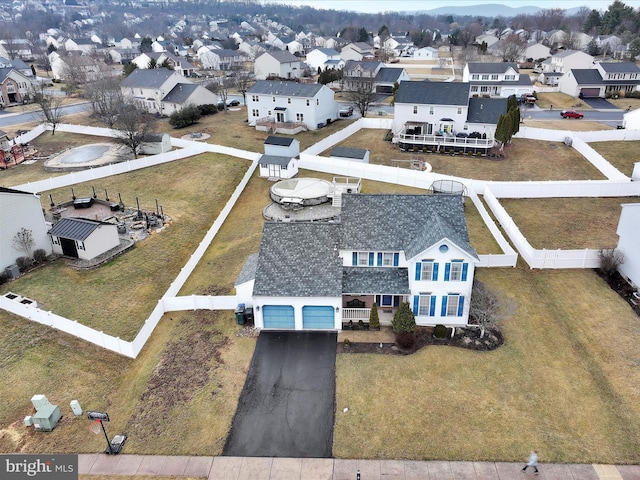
[223,331,337,458]
[582,97,618,109]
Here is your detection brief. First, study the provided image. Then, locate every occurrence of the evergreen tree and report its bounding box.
[392,302,416,334]
[369,303,380,329]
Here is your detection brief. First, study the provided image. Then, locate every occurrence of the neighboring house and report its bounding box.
[246,80,339,133]
[131,52,161,70]
[522,42,550,62]
[0,68,32,107]
[198,48,244,70]
[374,67,410,94]
[306,48,343,72]
[0,187,52,273]
[254,50,302,80]
[475,33,500,48]
[462,62,533,98]
[393,81,504,153]
[413,47,439,60]
[542,49,594,74]
[48,217,119,261]
[106,48,138,65]
[120,68,217,115]
[558,62,640,98]
[236,194,478,330]
[383,35,414,57]
[616,203,640,290]
[49,52,105,82]
[0,57,34,79]
[329,146,369,163]
[64,37,98,54]
[340,42,375,62]
[156,52,195,77]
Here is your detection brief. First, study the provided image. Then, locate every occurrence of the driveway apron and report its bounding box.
[223,331,337,458]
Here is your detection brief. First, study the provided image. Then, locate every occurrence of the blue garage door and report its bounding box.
[302,306,335,329]
[262,305,295,329]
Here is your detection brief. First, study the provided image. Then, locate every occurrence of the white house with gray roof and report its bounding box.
[558,62,640,98]
[254,50,302,80]
[246,80,339,133]
[462,63,533,98]
[120,68,217,115]
[236,194,478,330]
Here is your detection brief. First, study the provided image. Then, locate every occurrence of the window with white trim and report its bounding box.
[457,107,462,115]
[418,294,432,316]
[252,109,259,117]
[421,261,434,280]
[491,74,498,80]
[296,113,304,121]
[471,74,479,80]
[481,74,489,80]
[357,251,369,266]
[306,99,310,106]
[504,75,515,80]
[471,86,478,92]
[429,106,434,115]
[288,97,291,103]
[382,252,394,266]
[413,105,418,114]
[446,294,460,316]
[252,95,259,102]
[450,261,463,281]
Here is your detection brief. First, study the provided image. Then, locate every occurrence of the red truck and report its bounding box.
[519,93,537,106]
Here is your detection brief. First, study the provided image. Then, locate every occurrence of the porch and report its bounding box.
[256,117,307,135]
[342,306,396,326]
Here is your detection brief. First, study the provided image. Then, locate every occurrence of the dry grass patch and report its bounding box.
[589,141,640,177]
[0,154,249,340]
[535,92,591,110]
[334,267,640,463]
[329,131,606,181]
[521,118,614,132]
[499,197,632,249]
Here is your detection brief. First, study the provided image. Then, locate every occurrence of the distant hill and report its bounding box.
[415,3,589,17]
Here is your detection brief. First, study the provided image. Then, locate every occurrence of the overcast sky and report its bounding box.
[260,0,640,13]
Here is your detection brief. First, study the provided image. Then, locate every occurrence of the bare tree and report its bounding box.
[31,83,66,135]
[233,64,254,104]
[495,34,527,62]
[12,227,35,258]
[469,279,515,338]
[345,76,376,117]
[84,76,124,128]
[113,105,156,159]
[599,248,624,276]
[206,75,233,111]
[1,31,21,60]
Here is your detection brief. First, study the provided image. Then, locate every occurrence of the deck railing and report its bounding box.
[342,308,371,322]
[397,131,494,148]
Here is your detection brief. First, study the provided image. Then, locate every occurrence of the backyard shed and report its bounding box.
[258,154,298,179]
[329,146,370,163]
[48,217,119,261]
[264,136,300,158]
[140,133,171,155]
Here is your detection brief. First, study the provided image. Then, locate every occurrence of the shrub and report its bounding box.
[599,248,624,276]
[198,104,218,116]
[357,319,365,329]
[343,338,351,346]
[433,324,449,339]
[15,256,32,272]
[392,301,416,334]
[369,303,380,329]
[395,332,416,350]
[0,272,8,285]
[169,104,201,128]
[33,249,47,263]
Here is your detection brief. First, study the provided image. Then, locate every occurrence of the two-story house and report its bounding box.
[541,49,594,75]
[254,50,302,80]
[558,61,640,98]
[0,67,31,107]
[306,48,343,72]
[393,81,505,154]
[340,42,375,62]
[235,194,478,330]
[246,80,338,133]
[462,62,533,98]
[120,68,217,116]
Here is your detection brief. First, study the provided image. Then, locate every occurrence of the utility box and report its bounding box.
[31,394,50,410]
[32,404,62,432]
[5,264,20,279]
[234,304,246,325]
[70,400,83,416]
[24,416,33,427]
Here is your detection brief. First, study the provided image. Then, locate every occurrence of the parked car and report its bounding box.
[339,105,354,117]
[227,99,240,107]
[560,110,584,119]
[518,93,537,106]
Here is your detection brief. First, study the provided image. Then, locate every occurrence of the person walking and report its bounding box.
[522,450,539,474]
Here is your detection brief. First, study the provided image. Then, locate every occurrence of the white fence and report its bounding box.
[162,295,238,311]
[486,180,640,199]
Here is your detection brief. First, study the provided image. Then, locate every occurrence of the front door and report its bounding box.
[276,112,285,122]
[268,164,280,177]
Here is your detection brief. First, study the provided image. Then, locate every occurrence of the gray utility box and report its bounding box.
[32,404,62,432]
[5,264,20,279]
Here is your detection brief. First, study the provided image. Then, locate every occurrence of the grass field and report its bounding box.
[589,141,640,177]
[328,130,608,181]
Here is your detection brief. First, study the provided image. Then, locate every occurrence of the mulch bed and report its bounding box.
[337,325,504,356]
[595,269,640,316]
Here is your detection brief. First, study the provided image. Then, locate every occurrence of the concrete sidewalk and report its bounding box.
[78,454,640,479]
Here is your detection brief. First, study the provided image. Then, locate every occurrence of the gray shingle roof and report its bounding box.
[48,217,109,241]
[570,69,604,85]
[330,146,368,159]
[342,267,410,295]
[395,81,470,106]
[599,62,640,73]
[253,222,343,297]
[162,83,199,103]
[259,154,292,166]
[248,80,324,97]
[374,67,404,83]
[236,252,259,286]
[120,68,176,88]
[260,50,298,63]
[466,98,508,124]
[340,194,478,260]
[265,136,295,146]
